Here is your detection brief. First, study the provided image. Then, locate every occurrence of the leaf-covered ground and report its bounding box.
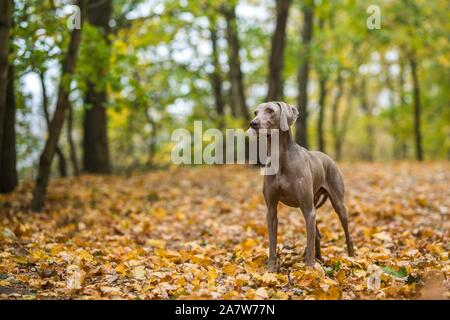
[0,162,449,300]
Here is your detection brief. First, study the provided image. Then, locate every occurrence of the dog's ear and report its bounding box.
[277,102,298,131]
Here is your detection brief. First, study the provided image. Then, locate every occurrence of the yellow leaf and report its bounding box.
[235,274,250,286]
[132,266,147,279]
[192,254,211,266]
[242,239,258,250]
[154,248,168,257]
[115,263,128,276]
[336,271,346,283]
[207,269,218,285]
[151,207,167,218]
[261,272,278,285]
[273,290,289,299]
[146,239,165,248]
[222,264,237,276]
[78,249,94,262]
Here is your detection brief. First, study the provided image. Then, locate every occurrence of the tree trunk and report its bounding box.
[317,76,327,152]
[295,0,314,147]
[209,20,225,129]
[335,84,353,161]
[398,60,408,158]
[83,0,112,174]
[31,0,86,212]
[331,73,344,160]
[0,0,13,159]
[359,77,374,162]
[382,58,399,159]
[266,0,291,101]
[83,91,111,173]
[0,64,17,193]
[223,4,249,121]
[409,52,423,161]
[39,71,67,177]
[67,100,80,175]
[145,110,157,167]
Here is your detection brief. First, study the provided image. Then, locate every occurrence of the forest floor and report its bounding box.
[0,162,449,300]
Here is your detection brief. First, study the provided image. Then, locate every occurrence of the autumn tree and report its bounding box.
[295,0,314,147]
[0,0,13,171]
[208,15,225,128]
[223,2,249,121]
[31,0,87,211]
[0,0,17,193]
[408,50,423,161]
[266,0,291,101]
[82,0,112,174]
[39,71,68,177]
[0,64,17,193]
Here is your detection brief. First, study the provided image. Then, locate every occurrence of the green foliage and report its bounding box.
[10,0,450,172]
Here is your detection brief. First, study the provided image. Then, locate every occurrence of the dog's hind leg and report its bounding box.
[327,188,355,257]
[315,223,322,261]
[325,169,355,257]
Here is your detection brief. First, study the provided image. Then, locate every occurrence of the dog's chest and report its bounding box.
[267,173,301,207]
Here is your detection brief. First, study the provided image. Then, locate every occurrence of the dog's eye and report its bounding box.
[254,111,258,116]
[266,109,274,114]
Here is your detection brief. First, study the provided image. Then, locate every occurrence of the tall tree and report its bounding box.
[397,59,408,159]
[0,64,17,193]
[83,0,112,174]
[359,77,375,162]
[315,17,327,152]
[0,0,13,160]
[266,0,291,101]
[223,3,249,121]
[295,0,314,147]
[39,71,67,177]
[316,75,327,152]
[67,100,80,175]
[330,73,344,160]
[408,50,423,161]
[31,0,87,211]
[335,82,353,162]
[209,18,225,129]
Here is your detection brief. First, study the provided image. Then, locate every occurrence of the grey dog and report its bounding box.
[247,101,355,271]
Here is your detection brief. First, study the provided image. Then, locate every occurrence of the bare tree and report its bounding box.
[31,0,87,211]
[266,0,291,101]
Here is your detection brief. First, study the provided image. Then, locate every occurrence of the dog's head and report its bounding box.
[247,101,298,135]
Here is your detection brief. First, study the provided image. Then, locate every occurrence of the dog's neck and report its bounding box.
[267,129,294,169]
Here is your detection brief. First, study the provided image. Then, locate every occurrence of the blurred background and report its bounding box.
[0,0,449,190]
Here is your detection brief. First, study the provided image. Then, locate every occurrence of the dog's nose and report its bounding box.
[250,120,259,129]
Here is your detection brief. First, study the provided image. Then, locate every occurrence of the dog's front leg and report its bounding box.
[300,196,317,267]
[304,210,317,266]
[266,204,278,272]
